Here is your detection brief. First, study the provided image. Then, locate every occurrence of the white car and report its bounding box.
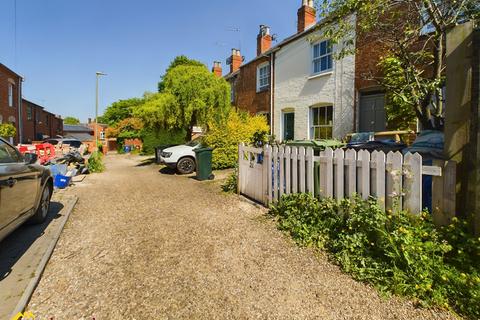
[159,139,202,174]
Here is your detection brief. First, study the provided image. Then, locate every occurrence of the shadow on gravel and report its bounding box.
[0,202,64,281]
[159,167,177,175]
[135,157,156,167]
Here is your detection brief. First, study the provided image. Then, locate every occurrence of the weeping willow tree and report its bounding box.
[318,0,479,129]
[136,60,231,141]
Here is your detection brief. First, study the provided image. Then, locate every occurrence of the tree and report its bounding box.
[106,117,144,140]
[318,0,479,129]
[137,62,231,141]
[63,117,80,125]
[99,98,144,126]
[0,123,16,138]
[158,55,205,92]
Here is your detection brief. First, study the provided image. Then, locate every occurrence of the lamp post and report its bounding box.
[95,71,107,152]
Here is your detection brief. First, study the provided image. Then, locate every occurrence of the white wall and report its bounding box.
[273,26,355,141]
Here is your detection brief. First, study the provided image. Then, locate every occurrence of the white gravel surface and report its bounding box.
[27,154,457,319]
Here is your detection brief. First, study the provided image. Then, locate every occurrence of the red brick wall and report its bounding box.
[0,64,22,143]
[22,100,35,143]
[22,99,63,142]
[232,56,271,115]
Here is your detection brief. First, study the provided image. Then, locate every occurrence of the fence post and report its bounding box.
[237,143,244,195]
[345,149,357,198]
[404,152,423,214]
[357,150,371,200]
[292,147,298,194]
[265,145,272,205]
[285,146,291,195]
[272,146,279,203]
[306,147,314,195]
[371,150,386,211]
[334,148,345,201]
[279,145,285,199]
[386,151,403,211]
[299,147,306,193]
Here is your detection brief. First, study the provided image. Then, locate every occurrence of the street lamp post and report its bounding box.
[95,72,107,152]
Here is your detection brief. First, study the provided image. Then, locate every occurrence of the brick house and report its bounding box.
[22,99,64,142]
[223,0,355,141]
[224,25,273,127]
[0,63,23,143]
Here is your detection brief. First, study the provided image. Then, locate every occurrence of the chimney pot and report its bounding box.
[257,25,273,56]
[229,48,243,73]
[297,0,316,33]
[212,61,223,78]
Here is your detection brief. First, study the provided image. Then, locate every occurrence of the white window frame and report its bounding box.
[8,83,14,107]
[312,40,333,75]
[256,62,270,92]
[310,105,334,140]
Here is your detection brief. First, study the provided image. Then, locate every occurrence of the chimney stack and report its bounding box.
[212,61,223,77]
[228,49,243,73]
[297,0,316,34]
[257,25,272,56]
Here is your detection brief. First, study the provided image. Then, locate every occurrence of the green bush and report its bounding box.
[203,111,269,170]
[270,194,480,318]
[0,123,16,138]
[87,151,105,173]
[140,128,186,155]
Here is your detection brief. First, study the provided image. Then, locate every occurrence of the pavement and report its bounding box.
[0,192,77,320]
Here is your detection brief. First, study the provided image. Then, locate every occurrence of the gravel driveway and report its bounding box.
[27,154,456,319]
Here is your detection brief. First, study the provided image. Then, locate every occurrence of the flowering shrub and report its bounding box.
[270,194,480,318]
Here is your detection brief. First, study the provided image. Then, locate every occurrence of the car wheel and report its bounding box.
[177,157,195,174]
[29,184,52,224]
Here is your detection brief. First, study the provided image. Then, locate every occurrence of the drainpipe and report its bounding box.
[17,76,23,143]
[270,52,274,135]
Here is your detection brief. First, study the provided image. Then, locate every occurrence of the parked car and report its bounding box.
[0,138,53,243]
[158,139,202,174]
[44,138,82,149]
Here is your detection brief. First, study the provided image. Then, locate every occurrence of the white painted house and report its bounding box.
[273,3,355,141]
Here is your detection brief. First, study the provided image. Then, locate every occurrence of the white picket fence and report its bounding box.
[238,144,456,216]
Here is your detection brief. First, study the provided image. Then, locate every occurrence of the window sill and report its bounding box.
[308,71,333,80]
[256,86,269,93]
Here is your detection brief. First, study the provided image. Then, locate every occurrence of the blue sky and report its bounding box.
[0,0,302,121]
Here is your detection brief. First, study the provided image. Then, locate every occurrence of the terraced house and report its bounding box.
[0,63,63,144]
[220,0,399,142]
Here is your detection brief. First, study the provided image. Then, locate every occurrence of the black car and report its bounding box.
[0,138,53,242]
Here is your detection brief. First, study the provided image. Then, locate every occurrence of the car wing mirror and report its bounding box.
[24,152,38,164]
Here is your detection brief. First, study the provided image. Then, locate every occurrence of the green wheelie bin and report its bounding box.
[194,147,215,181]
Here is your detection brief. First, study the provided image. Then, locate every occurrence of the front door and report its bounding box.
[283,112,295,141]
[0,140,39,229]
[359,93,386,132]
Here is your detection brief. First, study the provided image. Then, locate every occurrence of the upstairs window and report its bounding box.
[27,106,33,120]
[257,63,270,92]
[311,105,333,139]
[312,40,332,74]
[8,83,14,107]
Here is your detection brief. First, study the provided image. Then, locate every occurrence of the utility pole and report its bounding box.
[95,72,106,152]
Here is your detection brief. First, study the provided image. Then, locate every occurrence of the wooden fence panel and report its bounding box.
[345,149,357,198]
[371,151,386,210]
[291,147,298,194]
[272,146,278,203]
[404,152,423,214]
[357,150,371,200]
[386,151,403,211]
[299,147,306,193]
[279,146,285,199]
[265,145,272,205]
[334,148,345,200]
[318,148,334,198]
[285,146,291,195]
[306,148,314,195]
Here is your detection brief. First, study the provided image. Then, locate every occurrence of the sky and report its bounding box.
[0,0,302,122]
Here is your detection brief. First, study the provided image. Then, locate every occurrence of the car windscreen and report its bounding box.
[186,139,202,147]
[64,140,82,148]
